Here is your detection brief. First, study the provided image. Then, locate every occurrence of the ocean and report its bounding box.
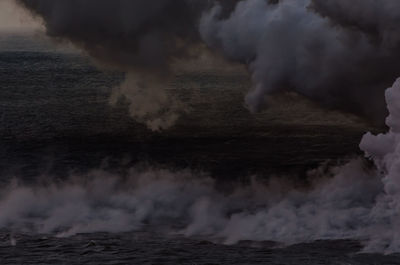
[0,32,398,264]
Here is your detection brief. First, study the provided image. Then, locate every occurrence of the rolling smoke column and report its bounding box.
[360,78,400,252]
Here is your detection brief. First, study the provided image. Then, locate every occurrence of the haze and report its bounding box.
[0,0,41,31]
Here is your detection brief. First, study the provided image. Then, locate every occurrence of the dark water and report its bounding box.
[0,33,397,264]
[0,47,366,181]
[1,231,400,265]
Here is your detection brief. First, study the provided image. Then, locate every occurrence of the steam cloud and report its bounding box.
[110,72,187,130]
[2,77,400,253]
[16,0,400,126]
[201,0,400,121]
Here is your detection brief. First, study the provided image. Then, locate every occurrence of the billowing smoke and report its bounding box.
[16,0,400,125]
[17,0,206,71]
[201,0,400,122]
[311,0,400,39]
[16,0,210,130]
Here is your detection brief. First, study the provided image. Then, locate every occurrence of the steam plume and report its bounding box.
[201,0,400,122]
[17,0,400,125]
[2,77,400,253]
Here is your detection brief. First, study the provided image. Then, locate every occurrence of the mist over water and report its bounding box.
[0,30,399,255]
[0,77,400,254]
[3,1,400,263]
[0,149,392,253]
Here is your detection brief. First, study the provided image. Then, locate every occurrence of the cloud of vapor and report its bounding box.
[16,0,400,125]
[359,78,400,252]
[0,161,382,244]
[2,75,400,253]
[110,73,187,131]
[200,0,400,122]
[311,0,400,42]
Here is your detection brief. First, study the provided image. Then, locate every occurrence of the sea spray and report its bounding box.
[0,158,390,251]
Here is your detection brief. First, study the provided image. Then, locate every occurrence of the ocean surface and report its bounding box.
[0,32,398,264]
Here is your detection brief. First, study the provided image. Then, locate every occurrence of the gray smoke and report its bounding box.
[200,0,400,122]
[311,0,400,40]
[15,0,203,130]
[16,0,234,130]
[17,0,207,72]
[17,0,400,124]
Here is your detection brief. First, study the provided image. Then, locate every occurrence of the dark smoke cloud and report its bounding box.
[17,0,210,73]
[17,0,222,130]
[17,0,400,124]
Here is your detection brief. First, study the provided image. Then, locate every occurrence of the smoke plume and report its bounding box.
[17,0,206,71]
[17,0,400,126]
[15,0,209,129]
[200,0,400,122]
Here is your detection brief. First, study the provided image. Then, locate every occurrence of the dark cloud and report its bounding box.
[17,0,400,124]
[17,0,213,72]
[17,0,220,130]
